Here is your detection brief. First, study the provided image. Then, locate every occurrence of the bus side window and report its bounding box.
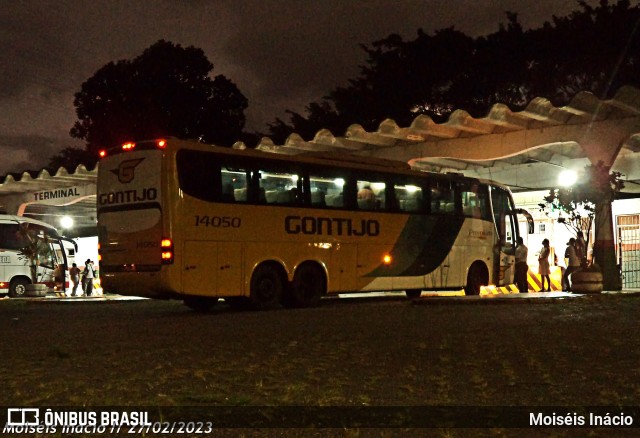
[256,168,302,206]
[431,180,455,214]
[356,179,385,211]
[176,149,222,202]
[222,168,248,203]
[394,183,423,213]
[461,182,490,220]
[309,174,346,209]
[0,223,23,250]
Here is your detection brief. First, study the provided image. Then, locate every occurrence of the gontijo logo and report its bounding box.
[111,158,145,183]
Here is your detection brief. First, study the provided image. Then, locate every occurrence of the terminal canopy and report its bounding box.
[1,86,639,231]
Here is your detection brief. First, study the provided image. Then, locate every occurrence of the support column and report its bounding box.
[593,200,621,290]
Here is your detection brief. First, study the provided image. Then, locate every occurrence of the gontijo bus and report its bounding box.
[97,138,533,311]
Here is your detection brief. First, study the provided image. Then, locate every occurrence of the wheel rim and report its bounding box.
[11,281,28,297]
[251,265,282,310]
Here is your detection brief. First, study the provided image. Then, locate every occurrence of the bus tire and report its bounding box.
[9,277,30,298]
[465,262,488,296]
[250,264,283,310]
[183,296,219,313]
[405,289,422,299]
[287,263,325,308]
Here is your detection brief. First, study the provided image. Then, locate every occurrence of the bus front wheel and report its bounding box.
[250,264,283,310]
[184,296,218,312]
[287,263,325,308]
[465,263,488,296]
[9,278,30,298]
[405,289,422,299]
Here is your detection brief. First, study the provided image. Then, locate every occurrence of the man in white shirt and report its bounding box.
[84,260,96,297]
[514,237,529,293]
[563,238,581,292]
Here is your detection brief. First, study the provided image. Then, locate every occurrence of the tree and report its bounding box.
[16,222,53,284]
[47,147,98,172]
[70,40,248,153]
[539,162,625,267]
[267,0,640,142]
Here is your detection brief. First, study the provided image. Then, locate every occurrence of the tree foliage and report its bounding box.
[16,222,53,283]
[268,0,640,142]
[539,161,625,261]
[47,147,98,172]
[70,40,248,154]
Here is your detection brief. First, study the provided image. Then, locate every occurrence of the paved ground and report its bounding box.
[0,291,639,437]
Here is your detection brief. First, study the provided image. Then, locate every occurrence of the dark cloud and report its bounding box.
[0,134,81,174]
[0,0,592,175]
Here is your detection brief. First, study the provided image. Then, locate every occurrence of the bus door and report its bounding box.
[490,187,518,286]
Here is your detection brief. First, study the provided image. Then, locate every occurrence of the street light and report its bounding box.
[558,169,578,187]
[60,216,74,229]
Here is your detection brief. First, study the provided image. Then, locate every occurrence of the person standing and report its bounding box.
[563,238,581,292]
[538,239,551,291]
[83,259,96,297]
[69,263,81,296]
[514,237,529,293]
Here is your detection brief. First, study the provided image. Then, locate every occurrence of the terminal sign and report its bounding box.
[33,187,81,202]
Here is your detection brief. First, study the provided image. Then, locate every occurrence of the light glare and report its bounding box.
[558,169,578,187]
[60,216,74,229]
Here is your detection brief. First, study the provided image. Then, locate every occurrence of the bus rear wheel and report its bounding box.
[465,263,488,296]
[250,264,283,310]
[286,263,325,308]
[183,296,218,312]
[9,278,30,298]
[405,289,422,299]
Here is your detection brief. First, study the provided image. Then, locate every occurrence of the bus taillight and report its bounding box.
[161,238,174,264]
[99,150,107,158]
[157,139,166,149]
[122,142,136,151]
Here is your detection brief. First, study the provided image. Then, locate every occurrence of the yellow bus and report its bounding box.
[97,138,532,311]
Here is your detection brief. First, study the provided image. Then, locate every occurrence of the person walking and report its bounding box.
[563,238,581,292]
[514,236,529,293]
[69,263,81,296]
[83,259,96,297]
[538,239,551,291]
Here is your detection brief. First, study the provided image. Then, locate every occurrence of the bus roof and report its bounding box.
[108,138,512,191]
[0,214,61,236]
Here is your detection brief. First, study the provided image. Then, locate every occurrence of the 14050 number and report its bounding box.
[194,215,241,228]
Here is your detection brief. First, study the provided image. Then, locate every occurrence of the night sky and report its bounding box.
[0,0,589,175]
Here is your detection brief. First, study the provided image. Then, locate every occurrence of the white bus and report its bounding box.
[97,138,533,311]
[0,215,76,297]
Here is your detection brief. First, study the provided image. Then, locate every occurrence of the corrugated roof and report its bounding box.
[232,86,640,192]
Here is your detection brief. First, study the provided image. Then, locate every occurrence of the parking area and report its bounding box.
[2,288,639,305]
